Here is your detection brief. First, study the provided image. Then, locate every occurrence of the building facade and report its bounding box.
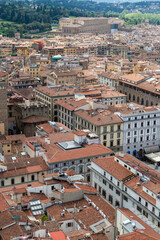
[115,104,160,158]
[91,153,160,229]
[35,86,75,121]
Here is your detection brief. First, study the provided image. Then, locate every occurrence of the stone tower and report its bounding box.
[0,81,8,135]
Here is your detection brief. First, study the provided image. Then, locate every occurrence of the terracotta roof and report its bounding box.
[48,144,112,163]
[0,192,9,212]
[117,232,159,240]
[75,184,98,193]
[124,176,156,205]
[121,74,148,83]
[50,231,66,240]
[0,156,49,179]
[21,115,49,124]
[75,109,123,126]
[116,153,160,190]
[55,99,88,111]
[92,156,133,181]
[36,86,75,97]
[118,208,160,240]
[0,181,43,193]
[73,131,87,136]
[85,194,115,225]
[37,123,54,134]
[6,134,26,141]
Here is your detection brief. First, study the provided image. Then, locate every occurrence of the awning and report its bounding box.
[145,152,160,163]
[144,145,159,154]
[152,156,160,163]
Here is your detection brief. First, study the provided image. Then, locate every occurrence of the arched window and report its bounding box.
[146,100,149,107]
[133,95,135,101]
[141,98,144,105]
[79,165,83,174]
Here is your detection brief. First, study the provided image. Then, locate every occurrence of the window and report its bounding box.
[103,179,106,185]
[110,126,114,132]
[110,141,113,147]
[154,120,156,125]
[128,124,130,129]
[134,131,137,135]
[21,177,25,183]
[110,176,112,181]
[127,139,130,144]
[109,184,113,190]
[109,195,113,204]
[11,178,15,185]
[125,187,127,192]
[67,222,73,227]
[143,210,148,218]
[1,180,4,187]
[103,126,107,132]
[117,133,120,138]
[141,130,143,134]
[147,129,149,133]
[123,196,128,202]
[103,135,106,140]
[99,186,101,193]
[134,123,137,128]
[110,134,113,139]
[134,137,136,143]
[147,121,150,126]
[117,139,120,146]
[79,165,83,174]
[153,128,156,132]
[139,197,141,202]
[145,202,148,207]
[31,175,35,181]
[141,122,143,127]
[116,190,120,196]
[94,183,97,189]
[128,132,130,136]
[118,125,121,130]
[137,206,142,213]
[152,207,155,213]
[102,190,106,198]
[146,136,149,141]
[115,201,120,207]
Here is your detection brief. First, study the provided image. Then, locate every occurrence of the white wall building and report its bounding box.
[115,104,160,158]
[91,153,160,231]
